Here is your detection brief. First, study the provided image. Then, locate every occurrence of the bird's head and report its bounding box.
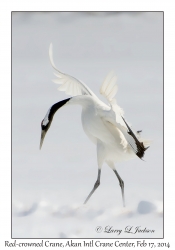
[39,98,71,149]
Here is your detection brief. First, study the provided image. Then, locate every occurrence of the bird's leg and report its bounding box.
[113,169,125,207]
[83,169,101,204]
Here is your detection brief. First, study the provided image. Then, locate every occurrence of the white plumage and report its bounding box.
[49,44,96,97]
[40,43,150,207]
[100,71,118,102]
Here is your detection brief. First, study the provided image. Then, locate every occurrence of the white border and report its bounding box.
[0,0,174,248]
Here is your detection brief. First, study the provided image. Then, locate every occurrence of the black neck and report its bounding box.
[48,98,71,121]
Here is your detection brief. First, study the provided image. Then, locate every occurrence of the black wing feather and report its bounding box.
[121,117,149,159]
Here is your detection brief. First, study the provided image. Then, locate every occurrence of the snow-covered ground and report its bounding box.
[12,12,163,238]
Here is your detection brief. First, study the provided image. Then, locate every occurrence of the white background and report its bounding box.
[0,0,174,249]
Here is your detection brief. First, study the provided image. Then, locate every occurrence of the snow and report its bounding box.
[12,12,163,238]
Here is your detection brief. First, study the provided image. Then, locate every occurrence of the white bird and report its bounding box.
[40,43,150,207]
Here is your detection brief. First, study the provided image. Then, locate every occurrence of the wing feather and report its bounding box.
[52,78,63,84]
[101,110,149,159]
[49,43,97,98]
[117,117,149,159]
[107,85,118,100]
[58,84,67,91]
[105,75,118,97]
[100,71,150,159]
[100,71,124,121]
[100,71,116,95]
[100,71,118,101]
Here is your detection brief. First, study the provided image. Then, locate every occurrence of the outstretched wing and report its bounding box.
[49,43,97,98]
[100,71,125,127]
[100,71,118,103]
[100,72,150,159]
